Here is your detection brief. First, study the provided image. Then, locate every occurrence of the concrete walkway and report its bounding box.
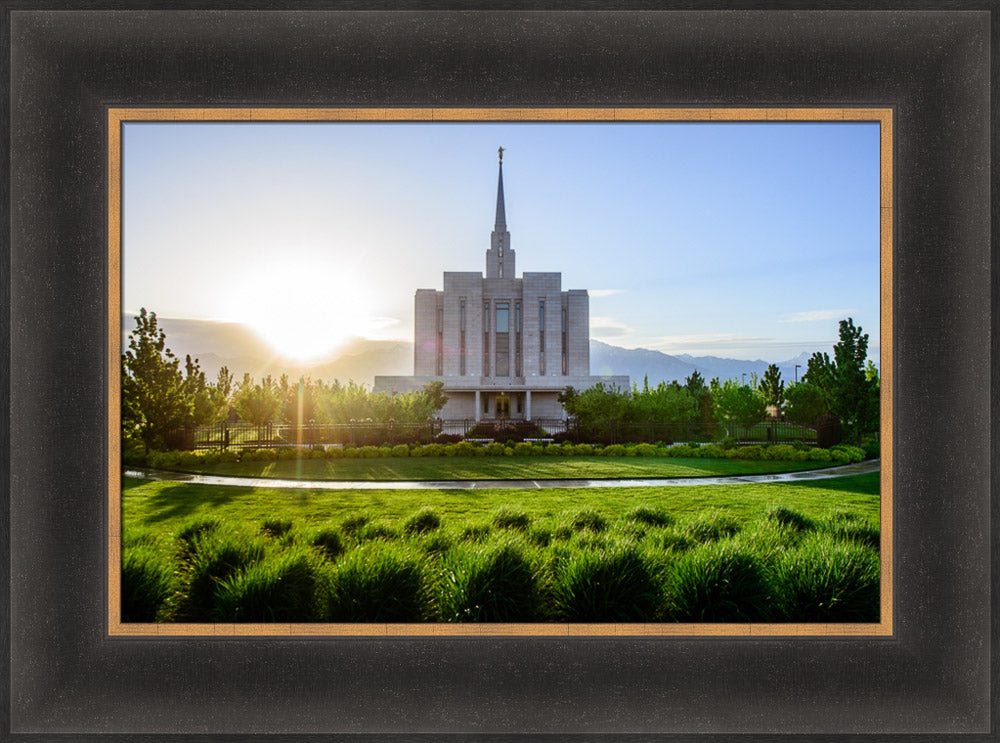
[124,459,880,491]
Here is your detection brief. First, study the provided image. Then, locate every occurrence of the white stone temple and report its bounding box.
[374,149,628,421]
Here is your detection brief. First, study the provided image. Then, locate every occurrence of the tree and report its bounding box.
[830,319,879,445]
[232,374,280,426]
[121,309,190,452]
[714,381,766,436]
[632,382,697,425]
[421,380,449,416]
[803,351,835,407]
[758,364,785,410]
[783,382,829,427]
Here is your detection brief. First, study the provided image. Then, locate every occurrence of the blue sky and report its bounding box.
[122,121,881,363]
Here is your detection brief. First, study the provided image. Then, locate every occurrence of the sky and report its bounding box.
[122,120,881,363]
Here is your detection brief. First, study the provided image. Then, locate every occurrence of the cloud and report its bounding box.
[779,309,856,324]
[589,289,626,298]
[590,316,633,338]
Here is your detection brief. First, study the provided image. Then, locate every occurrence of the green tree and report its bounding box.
[758,364,785,409]
[830,319,879,445]
[421,380,449,416]
[783,382,829,428]
[632,382,697,425]
[803,351,835,407]
[714,381,766,436]
[121,309,190,452]
[279,375,319,427]
[233,374,280,426]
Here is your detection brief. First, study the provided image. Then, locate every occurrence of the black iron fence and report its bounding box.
[193,418,818,450]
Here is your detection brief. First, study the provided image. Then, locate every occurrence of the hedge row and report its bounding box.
[126,442,868,470]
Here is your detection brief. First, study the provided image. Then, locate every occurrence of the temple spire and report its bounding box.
[494,147,506,232]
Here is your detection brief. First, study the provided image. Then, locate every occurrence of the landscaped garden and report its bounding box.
[122,472,880,624]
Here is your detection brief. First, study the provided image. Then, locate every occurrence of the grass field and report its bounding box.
[121,472,881,624]
[141,455,833,482]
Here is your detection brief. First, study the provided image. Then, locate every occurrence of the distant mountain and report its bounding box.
[591,341,816,388]
[122,315,821,388]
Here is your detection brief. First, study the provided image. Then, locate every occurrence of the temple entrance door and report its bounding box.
[495,395,510,419]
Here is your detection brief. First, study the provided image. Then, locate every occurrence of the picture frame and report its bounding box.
[5,4,995,739]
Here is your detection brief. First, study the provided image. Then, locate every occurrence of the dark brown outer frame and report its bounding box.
[5,5,994,740]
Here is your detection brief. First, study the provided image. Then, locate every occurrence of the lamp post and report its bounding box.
[794,364,801,383]
[742,373,747,386]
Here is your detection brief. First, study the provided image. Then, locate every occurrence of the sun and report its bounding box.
[229,260,372,362]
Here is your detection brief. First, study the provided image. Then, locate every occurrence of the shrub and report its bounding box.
[340,512,371,536]
[769,533,880,621]
[831,444,866,462]
[808,448,832,462]
[764,506,814,532]
[601,444,626,457]
[358,445,380,458]
[830,448,852,464]
[764,444,797,461]
[574,443,595,456]
[819,514,880,550]
[666,445,698,458]
[543,443,563,456]
[634,443,658,457]
[422,443,444,457]
[569,508,607,533]
[325,543,426,622]
[438,542,540,622]
[625,505,673,528]
[122,545,177,621]
[261,518,293,538]
[454,441,478,457]
[664,541,770,622]
[441,444,458,457]
[735,445,763,460]
[213,546,323,622]
[696,444,724,459]
[549,546,658,622]
[460,523,492,543]
[309,528,345,560]
[492,507,531,531]
[484,442,506,456]
[181,530,269,620]
[357,521,399,542]
[390,444,410,458]
[176,518,223,553]
[403,506,442,535]
[683,511,741,543]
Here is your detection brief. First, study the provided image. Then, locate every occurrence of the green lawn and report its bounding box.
[145,455,833,482]
[120,473,881,624]
[122,472,879,537]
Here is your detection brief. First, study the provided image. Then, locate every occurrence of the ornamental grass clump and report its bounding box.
[324,543,427,622]
[663,541,771,622]
[548,545,658,622]
[437,541,540,622]
[403,506,442,535]
[683,511,741,543]
[181,529,269,620]
[769,532,879,621]
[213,545,325,622]
[175,517,223,554]
[569,508,607,533]
[491,506,531,531]
[309,527,345,560]
[818,514,881,550]
[764,506,814,533]
[339,512,372,536]
[122,545,177,622]
[625,505,674,528]
[260,518,293,538]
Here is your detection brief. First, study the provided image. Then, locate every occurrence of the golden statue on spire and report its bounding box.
[498,146,504,163]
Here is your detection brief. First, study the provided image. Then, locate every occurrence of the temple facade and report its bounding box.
[373,150,628,422]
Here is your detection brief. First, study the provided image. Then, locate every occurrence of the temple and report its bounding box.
[373,150,628,422]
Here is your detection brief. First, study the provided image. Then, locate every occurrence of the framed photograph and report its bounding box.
[6,5,995,739]
[110,108,891,639]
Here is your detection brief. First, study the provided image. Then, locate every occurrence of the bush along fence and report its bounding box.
[126,440,870,471]
[190,418,822,452]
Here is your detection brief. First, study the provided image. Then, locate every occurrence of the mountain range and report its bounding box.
[124,315,819,389]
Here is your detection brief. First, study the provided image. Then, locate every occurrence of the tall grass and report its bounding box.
[437,541,540,622]
[324,542,426,622]
[121,503,881,624]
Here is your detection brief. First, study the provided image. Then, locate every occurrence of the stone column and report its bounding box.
[475,390,481,422]
[526,390,532,421]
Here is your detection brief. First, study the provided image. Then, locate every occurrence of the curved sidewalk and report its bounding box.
[124,459,880,491]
